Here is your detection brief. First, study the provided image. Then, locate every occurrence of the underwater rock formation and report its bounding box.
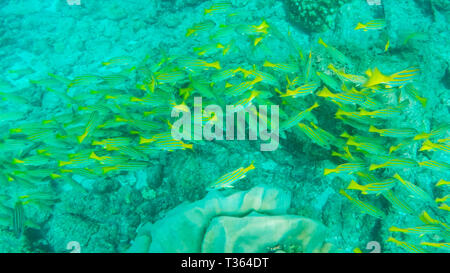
[127,184,329,253]
[202,213,328,253]
[284,0,349,32]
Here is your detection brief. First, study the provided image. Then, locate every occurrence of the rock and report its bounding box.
[127,184,329,253]
[202,212,327,253]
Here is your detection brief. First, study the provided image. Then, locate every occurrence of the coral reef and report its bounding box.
[284,0,349,32]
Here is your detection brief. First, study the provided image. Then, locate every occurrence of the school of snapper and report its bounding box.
[0,1,449,252]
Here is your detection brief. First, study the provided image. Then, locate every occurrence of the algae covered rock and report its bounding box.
[127,184,329,253]
[284,0,349,32]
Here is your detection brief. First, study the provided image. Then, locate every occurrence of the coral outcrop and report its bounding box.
[127,185,330,253]
[284,0,349,32]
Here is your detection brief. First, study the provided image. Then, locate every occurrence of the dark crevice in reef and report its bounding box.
[442,64,450,89]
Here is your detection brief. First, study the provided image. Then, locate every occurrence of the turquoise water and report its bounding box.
[0,0,449,253]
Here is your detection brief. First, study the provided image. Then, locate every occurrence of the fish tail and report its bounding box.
[339,189,352,200]
[417,96,427,108]
[102,166,118,174]
[388,226,403,232]
[347,180,364,191]
[323,168,336,176]
[392,173,404,183]
[368,125,380,133]
[419,139,434,151]
[369,163,383,171]
[186,28,196,37]
[77,132,87,144]
[316,87,333,97]
[59,161,72,167]
[183,143,193,150]
[346,138,358,146]
[139,136,153,145]
[318,38,327,47]
[245,162,256,172]
[263,60,274,67]
[354,23,365,30]
[210,61,221,70]
[413,132,430,140]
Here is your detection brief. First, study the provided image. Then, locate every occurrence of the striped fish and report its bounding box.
[116,146,148,161]
[388,67,420,87]
[346,137,386,155]
[369,125,418,138]
[419,211,449,230]
[316,71,341,91]
[101,56,134,66]
[418,160,450,172]
[77,111,100,144]
[204,1,232,15]
[249,69,279,87]
[414,124,450,140]
[13,201,25,238]
[231,90,259,111]
[318,38,351,65]
[297,123,330,149]
[155,70,186,85]
[335,109,375,125]
[102,161,149,174]
[209,162,255,190]
[324,162,367,176]
[280,102,319,131]
[327,64,366,85]
[263,60,299,74]
[225,77,262,97]
[389,225,442,236]
[310,122,342,146]
[355,19,386,31]
[363,67,419,87]
[153,139,193,151]
[403,84,427,108]
[339,189,385,218]
[92,137,132,150]
[316,86,366,105]
[359,103,409,118]
[281,82,320,98]
[420,242,450,251]
[193,43,225,56]
[186,20,216,37]
[178,57,221,72]
[419,139,450,153]
[101,74,128,86]
[369,157,418,171]
[393,173,433,202]
[387,237,426,253]
[12,155,50,167]
[346,179,395,195]
[211,68,237,83]
[381,190,414,214]
[436,179,450,187]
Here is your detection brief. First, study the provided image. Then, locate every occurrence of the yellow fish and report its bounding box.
[363,67,419,87]
[204,1,232,15]
[419,139,450,153]
[355,19,386,31]
[209,162,255,190]
[186,20,216,37]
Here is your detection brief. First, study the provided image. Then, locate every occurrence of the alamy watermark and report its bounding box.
[171,97,279,151]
